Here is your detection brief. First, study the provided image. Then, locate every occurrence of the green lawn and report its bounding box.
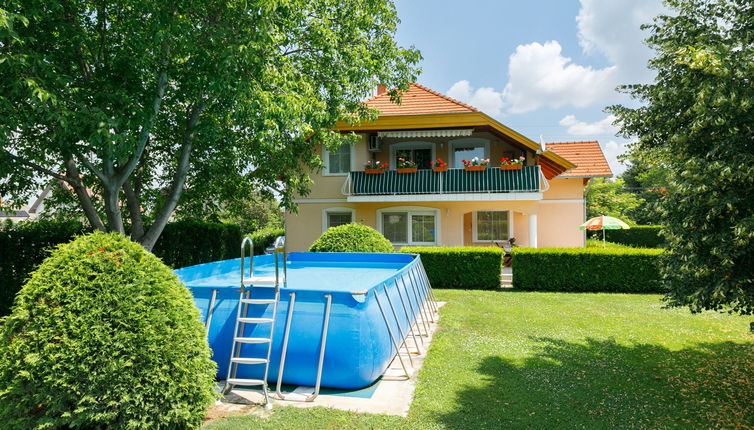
[204,290,753,429]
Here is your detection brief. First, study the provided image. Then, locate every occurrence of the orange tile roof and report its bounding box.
[546,141,613,178]
[364,83,478,116]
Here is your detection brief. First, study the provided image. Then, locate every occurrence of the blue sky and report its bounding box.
[393,0,668,175]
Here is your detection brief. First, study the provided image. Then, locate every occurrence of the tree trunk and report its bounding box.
[103,184,125,234]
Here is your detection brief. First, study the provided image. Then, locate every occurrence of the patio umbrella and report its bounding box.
[579,215,630,247]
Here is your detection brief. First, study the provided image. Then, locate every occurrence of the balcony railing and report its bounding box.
[342,165,547,196]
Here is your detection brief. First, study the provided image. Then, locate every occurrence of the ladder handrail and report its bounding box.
[275,291,297,400]
[204,289,218,332]
[240,236,254,291]
[306,293,332,402]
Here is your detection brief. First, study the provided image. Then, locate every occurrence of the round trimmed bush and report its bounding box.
[309,223,393,253]
[0,232,217,429]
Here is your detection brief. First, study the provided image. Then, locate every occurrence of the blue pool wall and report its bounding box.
[176,252,431,389]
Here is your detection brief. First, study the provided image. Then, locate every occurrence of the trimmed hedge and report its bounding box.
[0,232,217,429]
[151,219,242,268]
[587,225,665,248]
[400,246,504,290]
[0,219,253,317]
[310,224,393,253]
[0,220,87,316]
[250,227,286,255]
[511,247,664,293]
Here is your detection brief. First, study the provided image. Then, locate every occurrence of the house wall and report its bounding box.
[287,135,587,251]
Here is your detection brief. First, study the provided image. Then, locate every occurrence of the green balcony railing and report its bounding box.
[344,166,544,196]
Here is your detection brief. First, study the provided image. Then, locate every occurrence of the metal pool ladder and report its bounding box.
[223,236,287,409]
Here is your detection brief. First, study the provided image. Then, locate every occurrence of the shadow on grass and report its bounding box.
[437,337,753,429]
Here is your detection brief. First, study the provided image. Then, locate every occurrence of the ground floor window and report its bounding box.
[323,207,355,231]
[379,208,438,245]
[474,210,510,241]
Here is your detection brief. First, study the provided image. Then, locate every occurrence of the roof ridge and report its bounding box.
[362,83,478,113]
[409,83,479,112]
[546,140,599,145]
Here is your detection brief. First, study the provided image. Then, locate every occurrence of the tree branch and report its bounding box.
[64,158,106,231]
[139,102,205,251]
[115,40,170,188]
[2,150,73,184]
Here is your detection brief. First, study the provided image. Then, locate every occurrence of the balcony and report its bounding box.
[342,166,547,202]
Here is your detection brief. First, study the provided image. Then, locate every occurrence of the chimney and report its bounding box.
[377,85,387,96]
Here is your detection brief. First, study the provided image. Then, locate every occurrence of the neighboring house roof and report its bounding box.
[546,141,613,178]
[363,83,478,115]
[0,210,30,218]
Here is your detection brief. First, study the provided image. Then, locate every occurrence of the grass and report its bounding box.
[204,290,753,429]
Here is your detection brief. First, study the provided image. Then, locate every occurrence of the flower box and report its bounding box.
[432,166,449,173]
[464,165,487,172]
[397,167,417,174]
[364,168,386,174]
[500,164,522,170]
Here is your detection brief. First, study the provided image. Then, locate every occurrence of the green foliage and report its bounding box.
[399,246,503,289]
[0,220,87,316]
[310,224,393,253]
[586,178,643,223]
[587,225,665,248]
[620,158,672,224]
[608,0,754,314]
[150,219,242,269]
[0,0,420,250]
[0,232,216,429]
[177,190,283,234]
[511,247,664,293]
[250,227,286,255]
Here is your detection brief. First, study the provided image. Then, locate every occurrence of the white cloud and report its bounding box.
[602,140,630,176]
[577,0,667,83]
[559,114,619,136]
[502,41,617,113]
[447,80,505,117]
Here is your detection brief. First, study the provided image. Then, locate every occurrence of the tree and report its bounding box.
[620,157,671,224]
[585,178,643,223]
[177,190,283,233]
[609,0,754,314]
[0,0,420,250]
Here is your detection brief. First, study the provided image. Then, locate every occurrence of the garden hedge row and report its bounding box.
[511,247,664,293]
[249,227,286,255]
[587,225,665,248]
[151,220,242,269]
[0,220,87,317]
[0,219,264,316]
[399,246,504,290]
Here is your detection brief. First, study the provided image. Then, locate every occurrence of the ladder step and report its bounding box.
[226,378,266,386]
[242,276,279,287]
[231,357,268,365]
[240,298,276,305]
[238,317,274,324]
[234,337,271,344]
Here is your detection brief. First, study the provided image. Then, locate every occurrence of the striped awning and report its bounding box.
[377,129,473,139]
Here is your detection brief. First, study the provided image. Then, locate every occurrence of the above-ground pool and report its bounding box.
[175,252,435,390]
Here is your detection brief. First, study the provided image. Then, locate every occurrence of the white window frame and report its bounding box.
[376,206,441,246]
[472,210,513,242]
[388,141,436,170]
[322,207,355,232]
[322,144,356,176]
[448,137,490,168]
